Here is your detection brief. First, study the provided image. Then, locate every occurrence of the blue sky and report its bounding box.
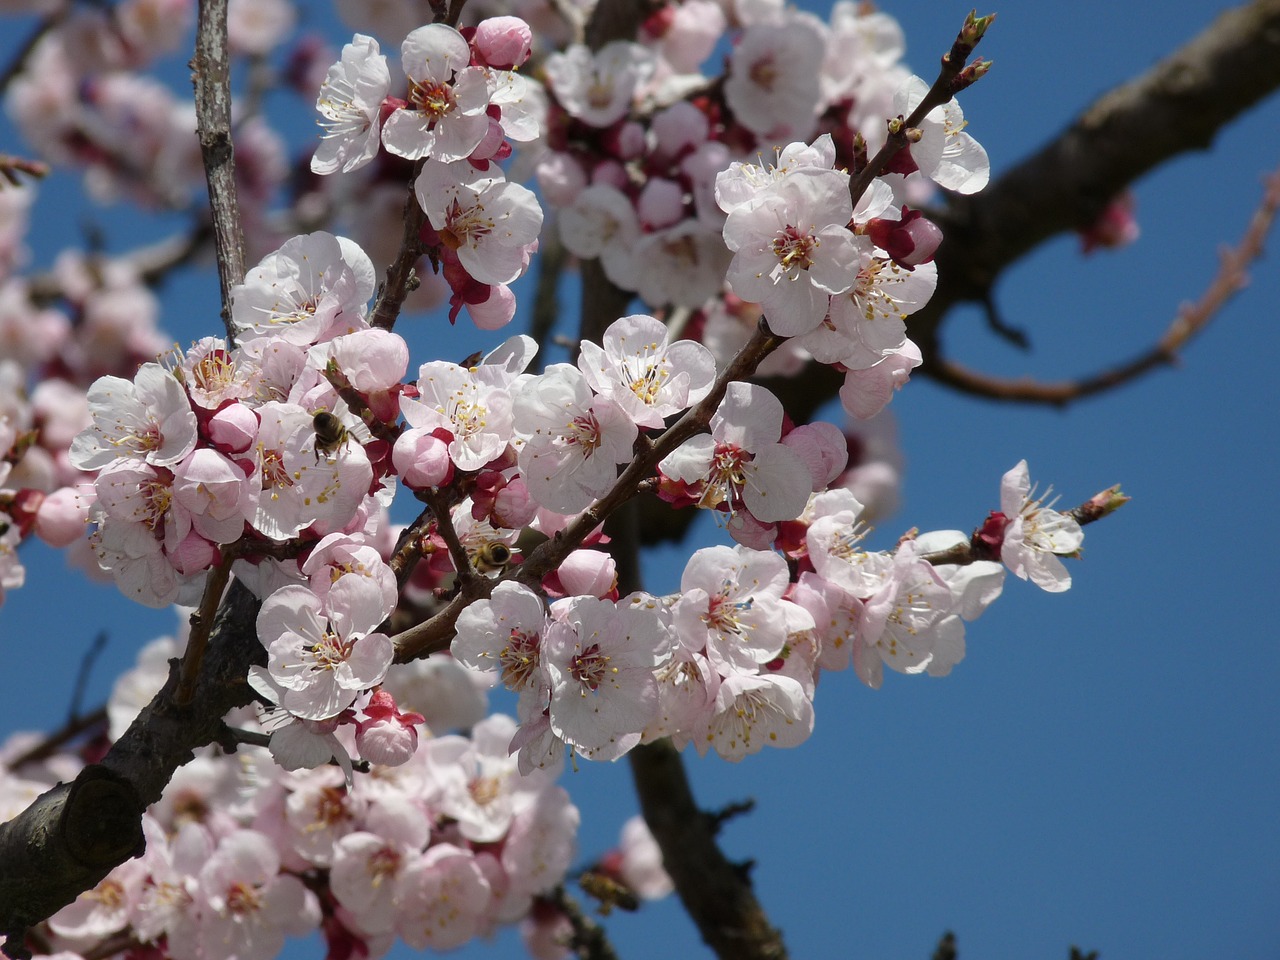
[2,2,1279,959]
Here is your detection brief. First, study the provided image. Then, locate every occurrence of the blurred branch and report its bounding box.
[926,164,1280,404]
[917,0,1280,359]
[628,741,787,960]
[191,0,246,340]
[0,154,49,188]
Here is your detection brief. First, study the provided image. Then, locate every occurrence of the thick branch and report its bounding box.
[0,582,263,958]
[919,0,1280,353]
[629,741,787,960]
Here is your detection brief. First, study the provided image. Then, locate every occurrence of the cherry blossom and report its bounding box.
[894,74,990,194]
[311,34,390,175]
[513,364,637,514]
[69,362,197,471]
[253,579,393,720]
[995,460,1085,592]
[542,596,667,760]
[231,232,375,346]
[721,167,860,337]
[659,381,811,525]
[382,24,490,162]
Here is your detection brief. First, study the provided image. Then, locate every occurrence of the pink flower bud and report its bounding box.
[591,160,629,191]
[1079,191,1139,254]
[207,402,258,453]
[865,207,943,269]
[467,282,518,331]
[169,530,218,575]
[356,690,425,766]
[492,477,537,528]
[393,428,454,489]
[637,177,685,231]
[536,152,588,208]
[550,549,617,599]
[782,421,849,490]
[34,484,93,547]
[472,16,532,69]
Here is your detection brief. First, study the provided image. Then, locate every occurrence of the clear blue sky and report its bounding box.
[2,2,1278,959]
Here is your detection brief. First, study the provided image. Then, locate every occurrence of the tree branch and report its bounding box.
[917,0,1280,357]
[628,741,787,960]
[927,164,1280,404]
[0,581,263,959]
[191,0,246,340]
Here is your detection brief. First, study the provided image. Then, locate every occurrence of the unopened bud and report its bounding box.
[865,207,943,269]
[1072,484,1130,525]
[960,10,996,45]
[951,58,993,95]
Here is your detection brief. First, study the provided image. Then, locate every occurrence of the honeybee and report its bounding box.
[472,539,513,575]
[312,411,351,462]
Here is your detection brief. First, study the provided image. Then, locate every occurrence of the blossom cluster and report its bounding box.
[1,624,588,960]
[0,3,1107,960]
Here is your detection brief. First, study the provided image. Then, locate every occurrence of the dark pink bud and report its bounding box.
[865,207,943,269]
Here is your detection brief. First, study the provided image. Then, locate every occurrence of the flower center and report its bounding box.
[409,78,456,121]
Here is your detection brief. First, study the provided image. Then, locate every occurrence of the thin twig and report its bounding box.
[4,707,108,771]
[68,632,108,722]
[369,161,426,331]
[191,0,246,341]
[848,11,994,207]
[926,166,1280,405]
[175,552,236,706]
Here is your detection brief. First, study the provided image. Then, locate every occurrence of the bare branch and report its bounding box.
[629,741,788,960]
[191,0,246,340]
[926,165,1280,404]
[918,0,1280,352]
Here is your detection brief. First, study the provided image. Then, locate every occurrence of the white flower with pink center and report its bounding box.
[414,160,543,286]
[579,314,715,428]
[894,74,990,195]
[543,596,667,760]
[249,401,372,540]
[797,239,936,369]
[180,337,252,410]
[330,798,429,934]
[382,24,491,162]
[544,41,654,128]
[400,361,515,472]
[854,548,962,688]
[255,579,393,720]
[191,829,320,960]
[393,843,492,951]
[311,33,391,175]
[697,672,814,761]
[659,381,811,524]
[724,17,825,140]
[722,168,860,337]
[232,232,375,346]
[556,184,641,290]
[998,460,1084,592]
[513,363,637,515]
[453,580,548,694]
[70,362,197,471]
[673,544,795,675]
[633,220,734,310]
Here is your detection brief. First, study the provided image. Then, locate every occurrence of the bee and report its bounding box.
[472,539,514,576]
[312,411,351,462]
